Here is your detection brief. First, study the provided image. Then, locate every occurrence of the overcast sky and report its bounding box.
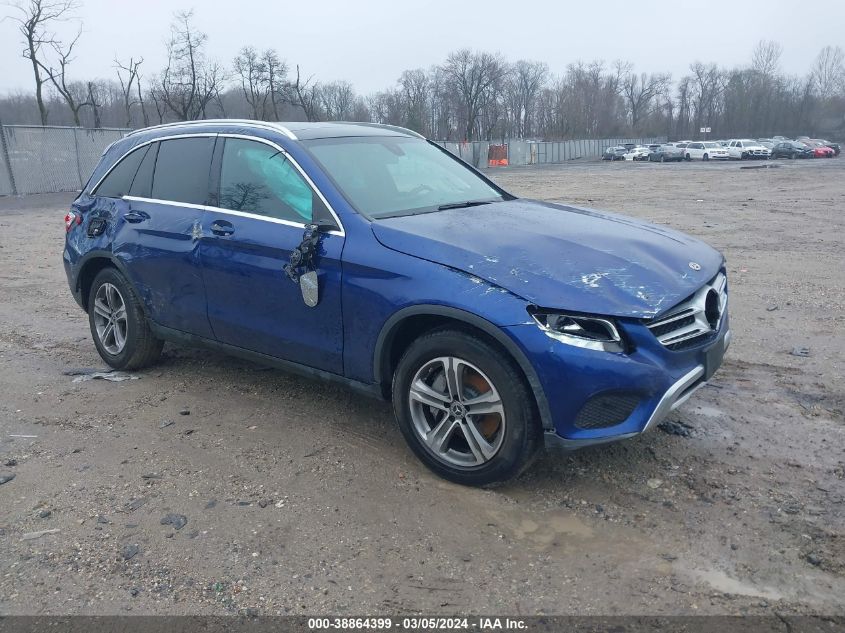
[1,0,842,95]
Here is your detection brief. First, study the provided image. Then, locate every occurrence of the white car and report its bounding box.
[684,141,730,161]
[624,145,651,161]
[727,139,771,160]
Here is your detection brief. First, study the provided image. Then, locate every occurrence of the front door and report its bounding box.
[199,136,345,374]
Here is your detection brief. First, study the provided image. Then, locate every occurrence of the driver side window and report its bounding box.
[218,138,315,223]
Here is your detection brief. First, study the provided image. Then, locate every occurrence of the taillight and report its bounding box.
[64,210,82,232]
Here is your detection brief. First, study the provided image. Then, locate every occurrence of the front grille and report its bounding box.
[646,272,727,350]
[574,392,640,429]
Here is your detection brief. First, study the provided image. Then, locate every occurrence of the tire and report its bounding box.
[391,328,541,486]
[685,153,691,161]
[88,267,163,370]
[660,155,665,163]
[703,153,709,161]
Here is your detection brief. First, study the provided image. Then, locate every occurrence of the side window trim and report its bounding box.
[89,133,217,195]
[92,144,149,198]
[95,131,344,237]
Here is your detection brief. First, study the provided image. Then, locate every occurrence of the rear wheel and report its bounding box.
[703,153,709,161]
[88,268,163,370]
[392,328,541,486]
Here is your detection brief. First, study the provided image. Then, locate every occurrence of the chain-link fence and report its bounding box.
[0,125,130,196]
[0,125,668,196]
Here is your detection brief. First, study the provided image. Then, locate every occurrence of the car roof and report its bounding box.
[124,119,424,141]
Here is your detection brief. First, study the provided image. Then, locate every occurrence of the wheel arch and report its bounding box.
[373,305,554,430]
[74,251,136,311]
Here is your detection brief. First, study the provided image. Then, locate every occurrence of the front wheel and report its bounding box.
[88,267,163,370]
[392,329,541,486]
[703,153,709,161]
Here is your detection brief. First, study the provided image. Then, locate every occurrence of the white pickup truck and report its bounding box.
[727,139,771,160]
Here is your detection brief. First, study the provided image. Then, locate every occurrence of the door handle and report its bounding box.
[211,220,235,236]
[124,210,149,223]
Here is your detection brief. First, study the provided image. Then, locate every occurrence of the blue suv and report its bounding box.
[64,120,730,485]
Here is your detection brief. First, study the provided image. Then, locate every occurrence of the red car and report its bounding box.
[804,140,835,158]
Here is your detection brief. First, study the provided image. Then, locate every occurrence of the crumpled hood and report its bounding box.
[371,199,724,318]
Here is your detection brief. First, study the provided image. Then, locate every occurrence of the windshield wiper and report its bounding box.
[437,200,493,211]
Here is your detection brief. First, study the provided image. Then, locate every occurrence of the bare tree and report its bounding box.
[751,40,783,77]
[233,46,267,119]
[398,69,429,134]
[115,56,143,127]
[811,45,845,99]
[37,27,93,126]
[291,64,321,122]
[442,49,506,141]
[504,60,548,138]
[261,49,287,120]
[320,81,356,120]
[621,68,670,129]
[85,79,101,127]
[157,10,223,121]
[6,0,79,124]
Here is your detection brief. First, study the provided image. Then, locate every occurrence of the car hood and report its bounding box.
[371,199,724,319]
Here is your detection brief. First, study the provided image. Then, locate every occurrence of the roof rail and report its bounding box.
[343,122,425,139]
[125,119,297,140]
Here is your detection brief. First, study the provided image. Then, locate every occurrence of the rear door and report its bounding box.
[199,136,345,373]
[115,135,216,337]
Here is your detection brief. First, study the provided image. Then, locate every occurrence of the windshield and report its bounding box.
[703,142,718,148]
[303,136,506,219]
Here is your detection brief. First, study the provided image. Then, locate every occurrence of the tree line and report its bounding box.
[3,1,844,141]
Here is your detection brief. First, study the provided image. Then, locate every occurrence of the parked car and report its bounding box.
[602,146,628,161]
[727,139,771,159]
[63,120,730,486]
[803,140,835,158]
[648,144,685,162]
[684,141,730,161]
[811,139,841,156]
[625,145,651,161]
[770,140,814,159]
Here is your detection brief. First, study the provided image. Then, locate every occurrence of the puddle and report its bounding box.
[486,508,594,548]
[687,568,785,601]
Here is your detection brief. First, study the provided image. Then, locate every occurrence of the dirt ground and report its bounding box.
[0,159,843,616]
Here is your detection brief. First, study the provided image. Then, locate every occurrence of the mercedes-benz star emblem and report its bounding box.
[688,261,701,271]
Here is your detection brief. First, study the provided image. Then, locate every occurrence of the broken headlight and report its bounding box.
[531,311,624,353]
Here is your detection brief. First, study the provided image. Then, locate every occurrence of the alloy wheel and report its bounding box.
[408,356,506,467]
[92,282,128,355]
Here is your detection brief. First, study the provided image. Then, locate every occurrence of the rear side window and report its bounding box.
[95,145,149,198]
[218,138,314,223]
[129,142,158,198]
[152,137,215,205]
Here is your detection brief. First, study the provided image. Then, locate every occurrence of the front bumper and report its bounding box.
[543,325,730,450]
[503,306,731,451]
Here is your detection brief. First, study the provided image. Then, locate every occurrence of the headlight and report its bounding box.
[530,311,625,353]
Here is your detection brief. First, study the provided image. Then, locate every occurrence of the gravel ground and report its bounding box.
[0,158,843,616]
